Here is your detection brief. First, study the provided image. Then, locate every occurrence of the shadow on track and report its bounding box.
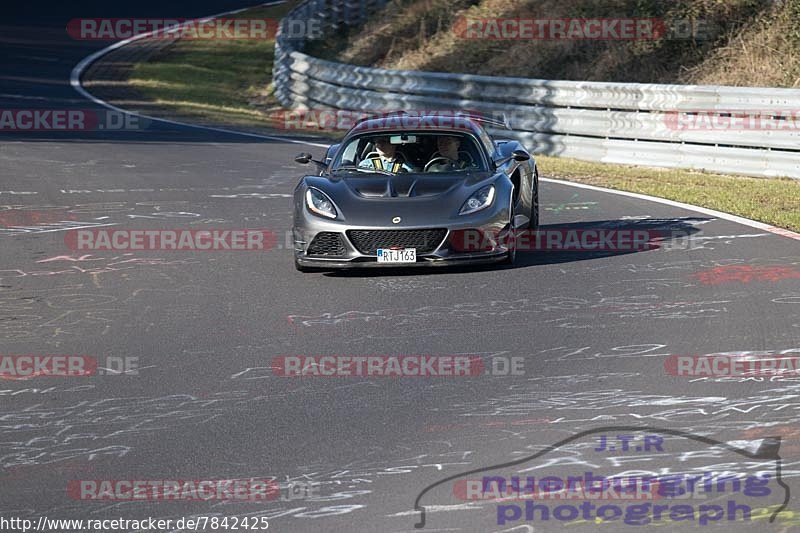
[322,217,706,278]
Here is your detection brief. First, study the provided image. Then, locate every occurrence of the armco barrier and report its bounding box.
[273,0,800,178]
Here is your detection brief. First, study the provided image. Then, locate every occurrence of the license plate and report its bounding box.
[377,248,416,263]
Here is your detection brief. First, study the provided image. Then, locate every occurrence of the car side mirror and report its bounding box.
[512,150,530,162]
[295,152,327,172]
[494,149,530,167]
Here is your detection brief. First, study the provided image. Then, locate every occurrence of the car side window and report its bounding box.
[476,128,495,156]
[344,140,360,164]
[458,136,486,171]
[463,137,482,165]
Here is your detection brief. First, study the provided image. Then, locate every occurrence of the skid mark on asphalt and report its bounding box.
[0,280,210,347]
[286,296,734,334]
[585,255,800,274]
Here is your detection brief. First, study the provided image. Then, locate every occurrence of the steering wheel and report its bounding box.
[424,156,453,172]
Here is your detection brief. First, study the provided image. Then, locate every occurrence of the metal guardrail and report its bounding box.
[273,0,800,178]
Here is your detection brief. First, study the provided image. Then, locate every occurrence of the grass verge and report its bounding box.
[127,2,300,129]
[540,156,800,231]
[125,4,799,232]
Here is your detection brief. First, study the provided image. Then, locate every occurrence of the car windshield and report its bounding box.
[331,132,487,174]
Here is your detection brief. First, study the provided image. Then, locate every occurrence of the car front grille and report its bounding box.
[307,232,347,257]
[346,229,447,255]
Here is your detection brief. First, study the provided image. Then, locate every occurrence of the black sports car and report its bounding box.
[292,112,539,271]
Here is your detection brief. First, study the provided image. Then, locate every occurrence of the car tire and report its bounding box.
[503,205,517,266]
[528,167,539,230]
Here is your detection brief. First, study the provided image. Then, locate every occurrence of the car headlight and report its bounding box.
[306,188,337,219]
[459,184,495,215]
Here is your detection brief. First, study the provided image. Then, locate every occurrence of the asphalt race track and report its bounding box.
[2,2,800,532]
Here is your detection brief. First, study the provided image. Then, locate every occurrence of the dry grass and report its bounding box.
[307,0,800,86]
[683,0,800,87]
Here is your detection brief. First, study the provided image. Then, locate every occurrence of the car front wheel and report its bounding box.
[528,167,539,230]
[503,205,517,266]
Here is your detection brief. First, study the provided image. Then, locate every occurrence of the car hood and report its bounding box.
[331,170,495,196]
[301,170,502,225]
[341,173,464,198]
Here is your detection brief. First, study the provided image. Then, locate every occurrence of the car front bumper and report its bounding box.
[293,205,513,269]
